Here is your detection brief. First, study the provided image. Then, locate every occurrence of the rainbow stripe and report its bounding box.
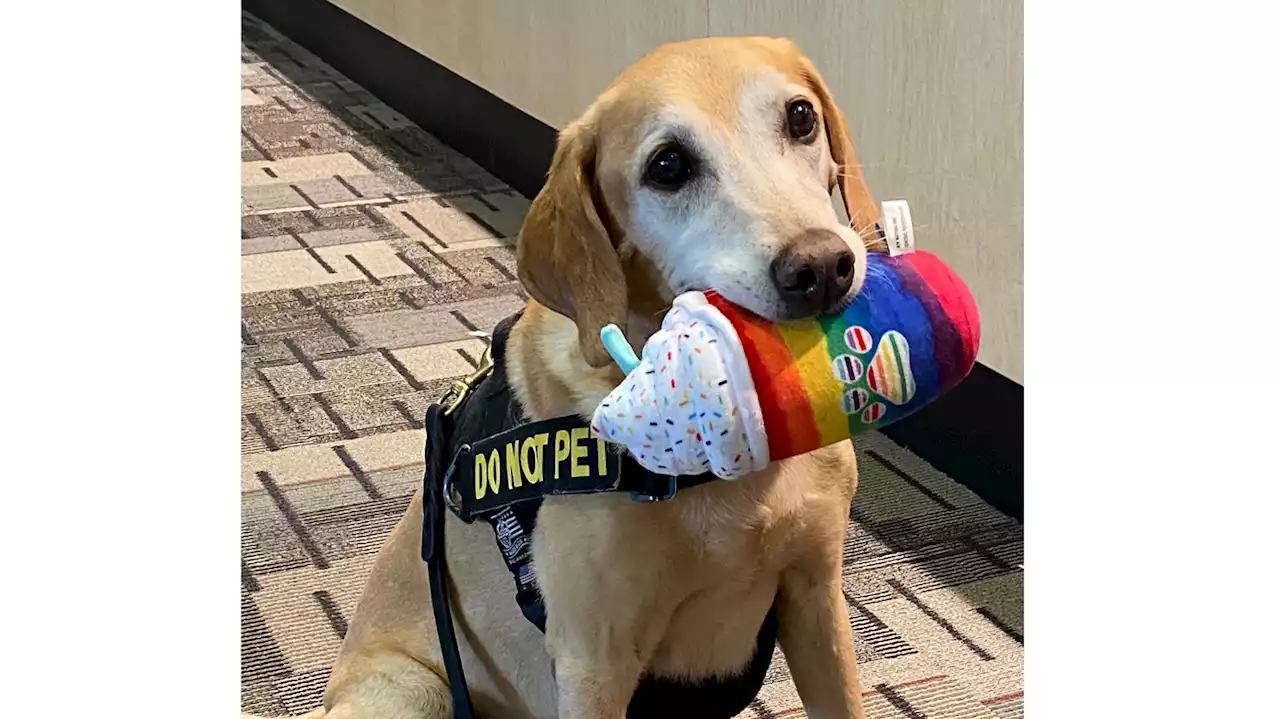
[704,250,980,459]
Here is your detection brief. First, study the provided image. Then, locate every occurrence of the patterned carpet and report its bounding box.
[240,13,1024,718]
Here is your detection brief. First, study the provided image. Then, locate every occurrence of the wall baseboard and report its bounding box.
[879,363,1022,519]
[244,0,1024,521]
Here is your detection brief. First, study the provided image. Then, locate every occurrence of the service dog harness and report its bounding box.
[421,312,777,719]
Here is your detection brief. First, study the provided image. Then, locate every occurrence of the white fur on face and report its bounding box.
[624,69,867,321]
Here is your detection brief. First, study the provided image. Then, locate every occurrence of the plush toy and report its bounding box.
[590,250,980,480]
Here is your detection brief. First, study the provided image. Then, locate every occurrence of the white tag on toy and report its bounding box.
[880,200,915,256]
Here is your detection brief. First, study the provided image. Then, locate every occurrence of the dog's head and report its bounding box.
[518,37,880,367]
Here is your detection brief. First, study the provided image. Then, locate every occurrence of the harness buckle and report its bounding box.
[441,344,494,416]
[631,474,679,503]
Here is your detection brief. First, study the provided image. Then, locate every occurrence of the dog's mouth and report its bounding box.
[666,247,867,324]
[694,281,864,325]
[687,253,867,324]
[680,288,829,325]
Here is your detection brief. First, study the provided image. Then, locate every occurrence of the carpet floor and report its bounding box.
[240,13,1024,718]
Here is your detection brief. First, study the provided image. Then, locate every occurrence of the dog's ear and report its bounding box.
[517,117,627,368]
[797,55,882,247]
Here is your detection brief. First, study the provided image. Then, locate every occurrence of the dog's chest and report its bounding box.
[640,470,830,675]
[678,463,829,570]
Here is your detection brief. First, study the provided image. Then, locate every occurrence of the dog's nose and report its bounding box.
[770,230,856,316]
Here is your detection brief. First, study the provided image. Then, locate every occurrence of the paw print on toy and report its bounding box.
[830,327,916,427]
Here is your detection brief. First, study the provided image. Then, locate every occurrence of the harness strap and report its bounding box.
[442,413,707,524]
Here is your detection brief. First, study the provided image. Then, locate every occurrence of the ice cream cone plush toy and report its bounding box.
[590,249,980,480]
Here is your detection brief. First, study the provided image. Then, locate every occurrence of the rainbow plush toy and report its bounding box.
[590,250,980,479]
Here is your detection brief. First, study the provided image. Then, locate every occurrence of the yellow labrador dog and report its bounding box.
[250,36,884,719]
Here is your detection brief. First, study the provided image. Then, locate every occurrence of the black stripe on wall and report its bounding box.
[880,364,1022,520]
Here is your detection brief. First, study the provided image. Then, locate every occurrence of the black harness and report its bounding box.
[420,312,777,719]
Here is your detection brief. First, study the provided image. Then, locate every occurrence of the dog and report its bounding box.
[248,36,883,719]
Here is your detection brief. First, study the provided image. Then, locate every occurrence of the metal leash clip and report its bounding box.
[440,344,494,416]
[435,344,493,519]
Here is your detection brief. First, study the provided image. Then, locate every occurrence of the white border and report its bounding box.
[1029,2,1280,716]
[4,1,241,716]
[2,2,1278,716]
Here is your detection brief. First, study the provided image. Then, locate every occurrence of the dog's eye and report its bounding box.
[645,145,694,190]
[786,99,818,142]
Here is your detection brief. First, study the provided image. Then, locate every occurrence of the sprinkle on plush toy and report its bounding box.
[591,249,980,480]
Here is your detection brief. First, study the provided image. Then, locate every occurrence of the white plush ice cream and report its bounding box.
[590,292,769,480]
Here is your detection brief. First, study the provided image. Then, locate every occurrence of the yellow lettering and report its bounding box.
[522,433,547,484]
[506,441,522,490]
[570,427,590,478]
[554,431,571,479]
[474,452,489,500]
[487,449,501,496]
[596,438,608,475]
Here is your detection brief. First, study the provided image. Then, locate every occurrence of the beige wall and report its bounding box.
[331,0,1022,382]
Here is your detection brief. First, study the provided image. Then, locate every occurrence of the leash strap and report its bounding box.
[421,403,477,719]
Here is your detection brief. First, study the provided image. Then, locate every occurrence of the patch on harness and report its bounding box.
[487,502,546,630]
[494,508,530,557]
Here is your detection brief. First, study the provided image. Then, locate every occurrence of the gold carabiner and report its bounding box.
[440,344,494,416]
